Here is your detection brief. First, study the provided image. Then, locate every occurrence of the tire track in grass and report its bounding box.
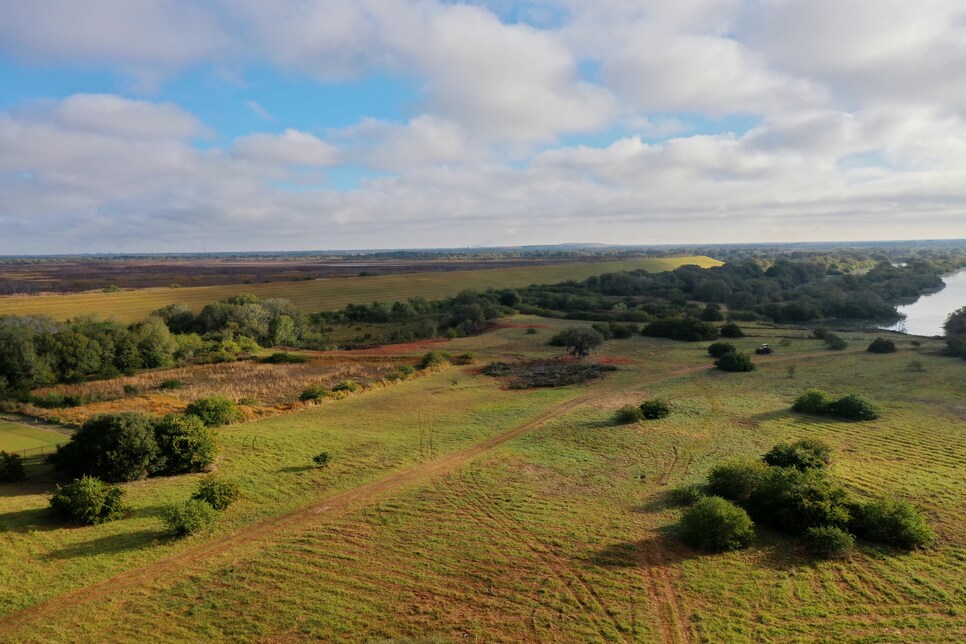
[0,348,863,636]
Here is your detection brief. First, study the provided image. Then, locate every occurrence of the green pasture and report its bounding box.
[0,319,962,642]
[0,419,69,454]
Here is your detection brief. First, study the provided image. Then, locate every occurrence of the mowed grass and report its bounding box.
[0,419,69,453]
[1,322,962,642]
[0,256,720,323]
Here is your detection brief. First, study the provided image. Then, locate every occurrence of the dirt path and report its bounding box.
[0,347,862,637]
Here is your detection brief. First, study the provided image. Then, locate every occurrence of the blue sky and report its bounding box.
[1,0,964,253]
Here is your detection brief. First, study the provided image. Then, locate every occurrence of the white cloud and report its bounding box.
[233,129,340,167]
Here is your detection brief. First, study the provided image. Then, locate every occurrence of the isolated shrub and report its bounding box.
[827,394,879,421]
[706,460,768,503]
[192,474,240,510]
[715,351,755,372]
[158,379,183,390]
[824,333,849,350]
[525,327,538,335]
[805,526,855,559]
[639,399,671,420]
[313,451,332,467]
[451,353,475,365]
[153,413,217,475]
[667,483,705,507]
[162,499,218,537]
[707,342,736,358]
[53,412,159,482]
[123,384,139,396]
[614,404,643,424]
[678,496,755,553]
[418,351,451,370]
[299,384,327,402]
[720,323,745,338]
[748,467,851,533]
[812,327,831,340]
[261,352,310,364]
[331,380,359,393]
[184,396,242,427]
[792,389,831,415]
[852,498,934,549]
[763,439,832,471]
[866,338,897,354]
[0,451,26,482]
[49,476,126,525]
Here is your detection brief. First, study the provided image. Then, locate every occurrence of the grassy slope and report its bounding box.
[1,320,963,642]
[0,256,720,323]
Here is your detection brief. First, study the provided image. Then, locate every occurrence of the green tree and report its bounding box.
[49,476,126,525]
[52,412,159,482]
[678,496,755,552]
[153,414,217,474]
[558,327,605,358]
[184,396,243,427]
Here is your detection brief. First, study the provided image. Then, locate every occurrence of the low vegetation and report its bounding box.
[49,476,126,525]
[161,499,218,537]
[792,388,879,421]
[678,496,755,553]
[481,360,617,389]
[0,450,25,482]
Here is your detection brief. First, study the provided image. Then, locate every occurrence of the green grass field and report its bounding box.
[0,256,721,323]
[0,319,962,642]
[0,419,69,454]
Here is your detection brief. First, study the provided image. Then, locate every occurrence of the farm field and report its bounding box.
[0,318,962,642]
[0,256,720,323]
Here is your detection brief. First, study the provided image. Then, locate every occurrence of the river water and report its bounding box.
[883,269,966,337]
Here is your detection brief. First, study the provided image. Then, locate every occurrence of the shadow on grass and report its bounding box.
[277,465,315,473]
[588,530,698,569]
[48,528,164,559]
[0,506,60,533]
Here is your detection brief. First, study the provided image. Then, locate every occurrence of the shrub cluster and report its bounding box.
[418,351,451,370]
[642,317,719,342]
[331,380,360,394]
[51,410,218,482]
[192,474,240,510]
[792,389,879,421]
[49,476,126,525]
[714,351,755,372]
[678,496,755,553]
[639,399,671,420]
[707,342,736,358]
[482,360,617,389]
[184,396,242,427]
[0,450,26,482]
[719,323,745,338]
[299,384,327,402]
[866,338,897,353]
[260,352,310,364]
[688,441,933,557]
[614,405,643,424]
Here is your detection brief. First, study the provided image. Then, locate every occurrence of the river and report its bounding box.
[883,269,966,336]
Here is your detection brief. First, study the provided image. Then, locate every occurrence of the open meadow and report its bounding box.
[0,256,720,323]
[0,316,962,642]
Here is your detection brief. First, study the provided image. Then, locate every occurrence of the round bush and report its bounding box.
[805,525,855,559]
[667,483,705,507]
[184,396,243,427]
[714,351,755,372]
[639,399,671,420]
[331,380,360,393]
[867,337,897,354]
[763,439,832,471]
[52,412,159,482]
[852,497,934,549]
[614,404,644,424]
[313,451,332,467]
[0,451,26,483]
[720,323,745,338]
[707,342,737,358]
[706,460,768,503]
[299,384,327,402]
[49,476,126,525]
[162,499,218,537]
[828,394,879,421]
[792,389,831,414]
[153,413,217,475]
[418,351,451,370]
[192,474,240,510]
[749,467,851,533]
[678,496,755,552]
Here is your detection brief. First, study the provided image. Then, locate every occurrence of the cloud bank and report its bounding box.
[0,0,964,252]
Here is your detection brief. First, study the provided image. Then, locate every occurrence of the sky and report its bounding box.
[1,0,965,254]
